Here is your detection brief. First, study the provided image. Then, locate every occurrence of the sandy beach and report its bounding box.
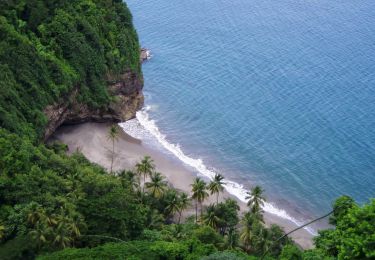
[50,122,314,249]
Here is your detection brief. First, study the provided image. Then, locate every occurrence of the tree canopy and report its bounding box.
[0,0,373,259]
[0,0,140,139]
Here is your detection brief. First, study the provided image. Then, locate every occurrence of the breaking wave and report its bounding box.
[120,106,317,235]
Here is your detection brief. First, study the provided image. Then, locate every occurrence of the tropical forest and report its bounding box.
[0,0,374,259]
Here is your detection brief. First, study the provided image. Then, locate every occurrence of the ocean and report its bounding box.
[123,0,375,234]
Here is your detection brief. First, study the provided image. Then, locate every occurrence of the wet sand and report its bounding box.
[50,122,314,248]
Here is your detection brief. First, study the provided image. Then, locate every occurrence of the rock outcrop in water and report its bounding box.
[140,48,151,62]
[43,70,144,140]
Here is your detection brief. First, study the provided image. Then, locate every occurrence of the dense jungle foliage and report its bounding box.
[0,0,373,259]
[0,128,374,259]
[0,0,140,139]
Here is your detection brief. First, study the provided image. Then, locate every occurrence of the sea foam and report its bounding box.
[120,106,317,235]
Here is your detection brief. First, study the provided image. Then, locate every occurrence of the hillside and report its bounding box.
[0,1,373,260]
[0,0,143,141]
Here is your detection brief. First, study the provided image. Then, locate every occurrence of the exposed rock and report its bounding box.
[43,70,143,140]
[43,48,150,141]
[140,48,151,62]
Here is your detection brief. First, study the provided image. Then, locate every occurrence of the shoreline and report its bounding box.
[50,122,314,249]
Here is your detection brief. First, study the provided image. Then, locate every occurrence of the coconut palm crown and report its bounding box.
[202,204,221,229]
[146,172,167,198]
[208,173,225,204]
[177,193,190,224]
[191,177,209,222]
[135,155,155,192]
[245,185,266,215]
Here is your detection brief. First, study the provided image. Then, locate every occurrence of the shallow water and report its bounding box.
[125,0,375,233]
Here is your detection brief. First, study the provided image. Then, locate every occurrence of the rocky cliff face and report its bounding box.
[43,70,144,140]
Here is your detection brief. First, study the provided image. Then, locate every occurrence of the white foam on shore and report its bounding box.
[120,106,317,236]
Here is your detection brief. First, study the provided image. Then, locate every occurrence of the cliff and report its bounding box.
[0,0,142,140]
[43,70,144,140]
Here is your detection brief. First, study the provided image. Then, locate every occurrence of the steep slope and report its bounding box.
[0,1,147,258]
[0,0,143,140]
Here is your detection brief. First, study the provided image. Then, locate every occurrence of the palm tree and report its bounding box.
[53,220,72,249]
[191,177,209,222]
[67,190,85,204]
[202,204,221,229]
[29,221,49,249]
[27,203,46,225]
[119,170,139,191]
[226,227,239,250]
[66,171,83,191]
[107,124,120,173]
[165,190,180,221]
[0,224,5,240]
[145,172,167,198]
[177,193,190,224]
[147,209,165,229]
[252,224,272,255]
[135,156,155,192]
[44,214,58,228]
[240,212,256,253]
[245,186,266,215]
[208,173,225,204]
[168,224,185,240]
[68,213,85,239]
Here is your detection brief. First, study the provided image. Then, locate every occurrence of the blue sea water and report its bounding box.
[125,0,375,231]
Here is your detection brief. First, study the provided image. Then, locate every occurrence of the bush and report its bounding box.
[38,240,215,260]
[0,0,141,140]
[279,244,302,260]
[192,226,223,246]
[201,250,255,260]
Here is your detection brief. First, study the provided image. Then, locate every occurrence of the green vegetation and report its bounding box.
[136,155,155,193]
[314,197,375,259]
[107,124,120,173]
[0,0,373,259]
[0,0,141,140]
[191,177,210,222]
[146,172,168,199]
[246,186,266,216]
[208,173,225,205]
[1,137,369,260]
